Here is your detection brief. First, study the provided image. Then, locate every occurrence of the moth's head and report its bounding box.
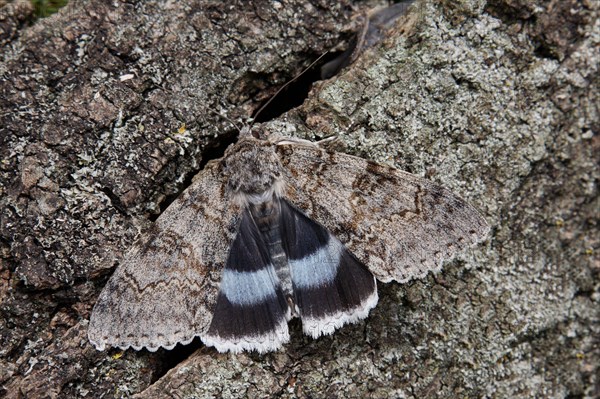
[224,137,285,206]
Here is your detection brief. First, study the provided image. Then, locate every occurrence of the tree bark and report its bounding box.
[0,0,597,398]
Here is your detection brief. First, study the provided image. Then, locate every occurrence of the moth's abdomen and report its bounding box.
[249,198,295,311]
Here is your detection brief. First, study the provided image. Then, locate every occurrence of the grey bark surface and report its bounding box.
[0,0,597,398]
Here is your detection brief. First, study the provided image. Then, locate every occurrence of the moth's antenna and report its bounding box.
[253,51,329,122]
[210,52,328,138]
[351,13,370,65]
[208,108,243,133]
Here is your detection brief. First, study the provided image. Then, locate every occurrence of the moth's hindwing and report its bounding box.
[280,199,378,338]
[203,209,291,354]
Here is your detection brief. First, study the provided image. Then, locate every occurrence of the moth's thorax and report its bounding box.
[224,137,285,206]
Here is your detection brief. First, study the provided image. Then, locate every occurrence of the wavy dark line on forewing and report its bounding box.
[117,268,210,295]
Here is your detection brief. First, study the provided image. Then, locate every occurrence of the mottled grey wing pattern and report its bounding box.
[275,142,489,283]
[88,161,239,352]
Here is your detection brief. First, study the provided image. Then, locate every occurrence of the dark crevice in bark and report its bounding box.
[150,129,238,222]
[100,187,130,216]
[151,338,204,383]
[253,52,341,122]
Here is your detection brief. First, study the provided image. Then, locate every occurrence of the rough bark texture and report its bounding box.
[0,0,597,398]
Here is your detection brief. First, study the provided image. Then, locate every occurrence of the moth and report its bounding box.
[88,129,489,354]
